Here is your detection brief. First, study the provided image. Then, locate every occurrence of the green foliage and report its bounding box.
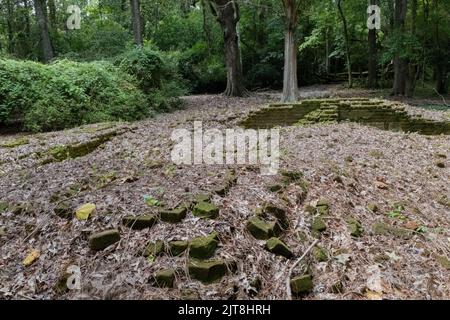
[386,205,407,221]
[114,46,188,111]
[57,19,131,61]
[178,42,227,93]
[0,58,148,132]
[114,46,165,92]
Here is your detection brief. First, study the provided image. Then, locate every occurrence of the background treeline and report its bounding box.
[0,0,449,132]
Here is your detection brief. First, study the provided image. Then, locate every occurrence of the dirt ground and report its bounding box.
[0,85,449,300]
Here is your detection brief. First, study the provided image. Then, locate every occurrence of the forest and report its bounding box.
[0,0,449,302]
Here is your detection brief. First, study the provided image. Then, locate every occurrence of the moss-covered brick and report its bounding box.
[89,229,120,251]
[122,215,157,230]
[1,138,29,148]
[265,237,293,258]
[311,217,327,233]
[264,204,289,229]
[367,203,379,213]
[189,232,219,259]
[159,206,187,223]
[280,169,303,184]
[153,269,175,288]
[347,218,364,237]
[312,247,329,262]
[188,259,227,283]
[194,193,211,203]
[143,240,165,257]
[372,222,413,239]
[246,216,279,240]
[434,254,450,270]
[268,184,283,192]
[0,202,9,212]
[169,240,189,256]
[316,199,330,215]
[193,202,219,219]
[290,274,313,296]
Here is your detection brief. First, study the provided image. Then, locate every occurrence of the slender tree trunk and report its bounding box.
[201,0,213,56]
[210,0,246,97]
[393,0,407,95]
[325,27,330,75]
[281,0,299,102]
[368,0,378,88]
[337,0,352,88]
[432,0,448,94]
[34,0,54,62]
[283,27,299,101]
[405,0,417,97]
[130,0,143,46]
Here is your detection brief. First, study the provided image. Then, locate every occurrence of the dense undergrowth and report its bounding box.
[0,47,187,132]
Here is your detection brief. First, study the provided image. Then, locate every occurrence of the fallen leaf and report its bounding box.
[366,265,383,293]
[75,203,96,221]
[403,220,420,230]
[385,251,402,262]
[335,253,352,265]
[365,290,383,300]
[374,181,389,190]
[23,249,40,267]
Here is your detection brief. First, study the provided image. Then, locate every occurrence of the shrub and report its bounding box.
[114,46,188,111]
[0,58,148,132]
[178,42,227,93]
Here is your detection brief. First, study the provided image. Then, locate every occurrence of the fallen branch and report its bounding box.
[286,239,319,300]
[433,88,449,107]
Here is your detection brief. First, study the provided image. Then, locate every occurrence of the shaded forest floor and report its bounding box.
[0,84,449,300]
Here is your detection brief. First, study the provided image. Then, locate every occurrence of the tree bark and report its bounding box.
[405,0,417,97]
[432,0,449,94]
[368,0,378,88]
[201,0,213,55]
[34,0,54,62]
[281,0,300,102]
[393,0,407,95]
[210,0,247,97]
[130,0,143,46]
[337,0,352,88]
[325,27,330,75]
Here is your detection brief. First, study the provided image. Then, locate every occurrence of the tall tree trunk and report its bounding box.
[130,0,143,46]
[210,0,246,97]
[337,0,352,88]
[325,27,330,75]
[432,0,448,94]
[405,0,417,97]
[368,0,378,88]
[34,0,54,62]
[201,0,213,56]
[393,0,407,95]
[281,0,300,102]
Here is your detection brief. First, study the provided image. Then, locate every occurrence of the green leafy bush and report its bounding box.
[114,46,188,111]
[56,19,130,61]
[178,42,227,93]
[0,58,148,132]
